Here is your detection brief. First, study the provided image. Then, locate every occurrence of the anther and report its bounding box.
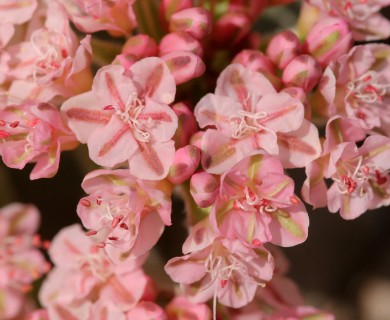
[86,230,97,236]
[120,223,129,230]
[9,121,19,128]
[96,242,106,248]
[0,130,9,139]
[80,199,91,207]
[108,236,119,241]
[111,215,123,228]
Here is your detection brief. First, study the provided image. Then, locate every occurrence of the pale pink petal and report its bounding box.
[164,250,209,284]
[215,64,276,105]
[256,93,304,133]
[182,219,218,254]
[194,93,243,134]
[139,98,178,142]
[93,65,137,111]
[277,120,322,168]
[128,57,176,105]
[88,116,137,167]
[48,224,90,268]
[62,91,111,143]
[268,202,309,247]
[129,140,175,180]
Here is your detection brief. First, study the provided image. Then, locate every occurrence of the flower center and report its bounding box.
[83,195,136,247]
[229,110,268,139]
[233,186,278,214]
[346,71,389,105]
[105,92,151,142]
[205,254,243,289]
[333,156,389,197]
[30,29,69,82]
[76,253,112,281]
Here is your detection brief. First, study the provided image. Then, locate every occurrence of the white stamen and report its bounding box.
[111,92,151,142]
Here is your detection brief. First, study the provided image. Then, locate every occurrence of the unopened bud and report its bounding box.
[266,30,302,69]
[304,17,353,68]
[122,34,158,59]
[160,0,192,22]
[172,102,197,148]
[282,54,322,92]
[190,171,219,208]
[170,7,211,39]
[212,12,251,48]
[161,51,205,85]
[168,145,200,184]
[159,32,203,57]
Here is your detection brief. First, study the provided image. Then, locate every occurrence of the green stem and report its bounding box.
[133,0,164,42]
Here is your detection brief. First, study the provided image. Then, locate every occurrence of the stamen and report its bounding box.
[230,110,269,139]
[86,230,97,236]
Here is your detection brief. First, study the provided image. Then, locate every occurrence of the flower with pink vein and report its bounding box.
[307,0,390,41]
[210,154,309,248]
[62,57,178,180]
[77,169,171,262]
[0,101,78,179]
[194,63,320,173]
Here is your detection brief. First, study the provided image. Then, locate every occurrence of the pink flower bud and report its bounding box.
[170,7,211,39]
[190,171,219,208]
[266,30,302,69]
[161,51,205,85]
[212,12,251,47]
[122,34,158,59]
[282,54,322,92]
[304,17,353,68]
[172,102,197,149]
[233,49,282,90]
[160,0,193,22]
[113,53,138,69]
[168,145,200,184]
[190,131,204,149]
[159,32,203,57]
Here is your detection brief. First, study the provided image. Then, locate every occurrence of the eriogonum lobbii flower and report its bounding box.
[194,63,321,173]
[165,238,274,314]
[6,1,93,102]
[307,0,390,41]
[77,169,172,262]
[62,57,178,180]
[304,135,390,219]
[39,224,148,318]
[62,0,137,36]
[210,154,309,248]
[0,101,78,179]
[315,44,390,135]
[0,203,48,320]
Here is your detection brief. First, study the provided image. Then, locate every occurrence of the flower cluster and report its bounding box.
[0,0,389,319]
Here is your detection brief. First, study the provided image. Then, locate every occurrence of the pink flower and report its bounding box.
[326,135,390,219]
[6,1,93,102]
[307,0,390,41]
[62,0,137,35]
[62,57,178,180]
[39,224,148,314]
[194,63,320,173]
[316,44,390,135]
[0,101,78,179]
[0,203,48,319]
[165,238,274,311]
[77,169,171,262]
[210,154,309,247]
